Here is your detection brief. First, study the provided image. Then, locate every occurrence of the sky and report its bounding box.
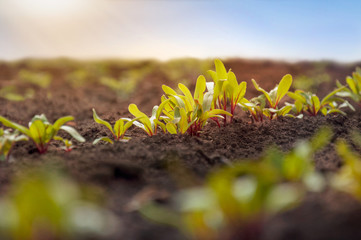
[0,0,360,62]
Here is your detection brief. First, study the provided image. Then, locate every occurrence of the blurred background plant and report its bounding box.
[293,63,331,92]
[160,58,212,87]
[0,168,118,240]
[139,127,331,240]
[18,69,52,89]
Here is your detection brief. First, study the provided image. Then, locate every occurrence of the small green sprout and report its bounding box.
[287,87,354,117]
[336,67,361,105]
[92,108,140,144]
[0,114,85,154]
[0,128,28,161]
[239,75,293,121]
[60,139,73,152]
[18,69,52,88]
[128,100,170,136]
[162,75,231,136]
[252,74,292,109]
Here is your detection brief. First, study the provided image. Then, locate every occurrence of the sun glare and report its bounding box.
[11,0,87,18]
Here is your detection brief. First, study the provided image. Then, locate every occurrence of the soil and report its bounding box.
[1,58,361,240]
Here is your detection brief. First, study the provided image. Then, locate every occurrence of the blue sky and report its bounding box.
[0,0,360,62]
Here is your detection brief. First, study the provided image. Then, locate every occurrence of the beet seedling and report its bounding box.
[60,139,73,152]
[287,87,354,117]
[253,74,292,109]
[162,75,231,136]
[251,74,293,120]
[0,114,85,154]
[239,75,293,121]
[128,100,170,136]
[0,128,28,161]
[92,108,140,144]
[336,67,361,105]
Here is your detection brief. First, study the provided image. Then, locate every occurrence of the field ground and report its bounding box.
[1,58,361,239]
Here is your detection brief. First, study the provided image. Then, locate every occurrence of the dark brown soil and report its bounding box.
[1,58,361,240]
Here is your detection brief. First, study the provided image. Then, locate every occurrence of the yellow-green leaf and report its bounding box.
[162,85,177,97]
[178,83,195,108]
[252,79,272,106]
[276,74,292,105]
[0,116,31,137]
[93,137,114,145]
[166,122,177,134]
[114,119,125,139]
[128,104,153,135]
[214,59,228,80]
[311,95,320,112]
[60,126,85,142]
[92,109,113,134]
[227,71,238,89]
[29,120,46,144]
[53,116,74,131]
[194,75,206,104]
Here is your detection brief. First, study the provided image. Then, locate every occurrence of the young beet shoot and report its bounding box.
[92,108,139,144]
[239,74,293,121]
[336,67,361,106]
[128,100,170,136]
[0,114,85,154]
[162,75,231,136]
[287,87,354,117]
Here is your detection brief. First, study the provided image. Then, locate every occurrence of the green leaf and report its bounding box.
[346,76,357,94]
[252,79,272,107]
[172,95,187,110]
[53,116,74,131]
[179,108,189,134]
[92,109,113,134]
[327,109,346,115]
[162,85,178,97]
[207,70,218,83]
[166,122,177,134]
[227,71,238,89]
[276,74,292,105]
[194,75,206,104]
[178,83,195,107]
[277,105,293,116]
[60,126,85,142]
[93,137,114,145]
[311,95,320,113]
[128,104,153,135]
[320,87,345,106]
[287,91,305,102]
[154,119,167,133]
[234,82,247,103]
[29,120,46,145]
[30,114,50,125]
[157,99,171,120]
[0,116,31,137]
[212,79,226,108]
[207,109,232,117]
[214,59,228,80]
[114,119,125,139]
